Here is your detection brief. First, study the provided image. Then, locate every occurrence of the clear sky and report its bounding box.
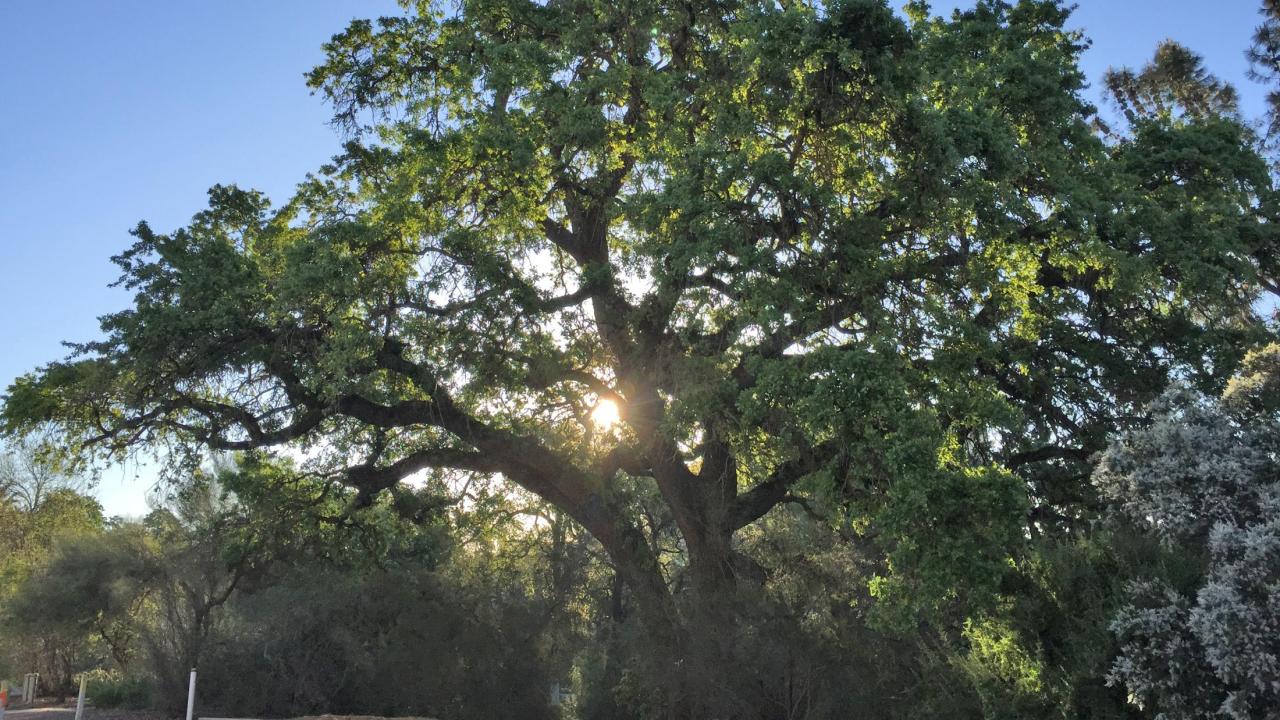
[0,0,1272,517]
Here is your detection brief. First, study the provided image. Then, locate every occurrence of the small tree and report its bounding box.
[5,527,156,672]
[134,465,288,709]
[0,435,90,512]
[0,489,105,695]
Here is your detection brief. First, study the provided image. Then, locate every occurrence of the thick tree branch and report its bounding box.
[730,441,842,530]
[346,446,501,503]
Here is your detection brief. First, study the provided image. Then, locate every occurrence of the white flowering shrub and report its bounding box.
[1108,579,1221,718]
[1094,380,1280,719]
[1093,387,1270,545]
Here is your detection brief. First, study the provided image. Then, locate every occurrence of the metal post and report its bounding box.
[184,669,196,720]
[74,674,87,720]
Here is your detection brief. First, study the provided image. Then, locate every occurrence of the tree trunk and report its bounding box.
[681,530,777,720]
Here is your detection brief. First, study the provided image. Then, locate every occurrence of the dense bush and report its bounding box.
[85,669,152,710]
[199,567,558,720]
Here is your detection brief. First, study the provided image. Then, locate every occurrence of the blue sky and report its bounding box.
[0,0,1272,517]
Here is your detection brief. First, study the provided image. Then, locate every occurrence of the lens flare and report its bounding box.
[591,398,621,428]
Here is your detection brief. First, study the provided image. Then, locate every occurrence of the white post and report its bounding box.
[74,674,87,720]
[184,669,196,720]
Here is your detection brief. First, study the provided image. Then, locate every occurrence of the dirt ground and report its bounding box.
[295,716,440,720]
[3,706,168,720]
[3,708,437,720]
[294,712,440,717]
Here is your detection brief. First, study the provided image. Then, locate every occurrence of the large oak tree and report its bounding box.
[5,0,1279,713]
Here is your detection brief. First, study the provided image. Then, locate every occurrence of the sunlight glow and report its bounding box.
[591,398,621,428]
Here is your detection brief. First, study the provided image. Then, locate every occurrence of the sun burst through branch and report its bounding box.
[591,398,621,428]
